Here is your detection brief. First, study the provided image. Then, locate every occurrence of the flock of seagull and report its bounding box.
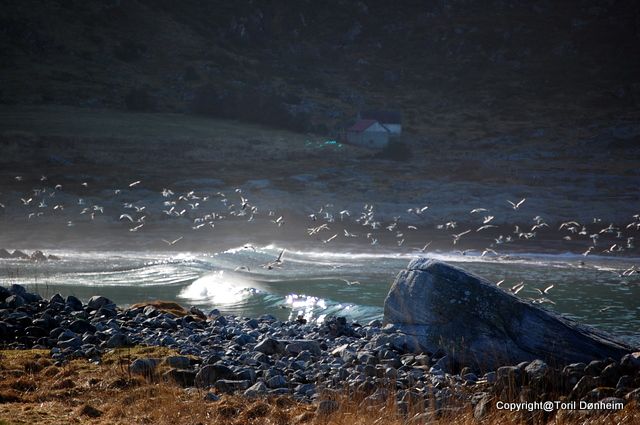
[1,174,639,307]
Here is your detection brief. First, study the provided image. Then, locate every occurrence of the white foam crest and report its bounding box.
[178,270,260,305]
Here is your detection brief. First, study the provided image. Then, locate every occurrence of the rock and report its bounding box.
[129,358,158,376]
[266,374,288,389]
[600,363,621,387]
[5,295,25,308]
[30,250,47,261]
[620,352,640,372]
[285,340,321,356]
[78,404,102,418]
[255,337,285,355]
[473,393,492,420]
[525,359,549,380]
[244,381,269,398]
[87,296,115,311]
[102,333,130,348]
[0,248,11,258]
[164,356,191,369]
[0,286,10,302]
[163,369,196,387]
[68,320,96,334]
[9,284,27,296]
[204,392,220,402]
[195,364,236,388]
[11,250,29,259]
[316,400,339,417]
[570,375,600,400]
[65,296,83,311]
[213,379,250,393]
[383,259,634,371]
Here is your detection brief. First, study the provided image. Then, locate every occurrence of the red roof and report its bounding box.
[348,119,378,132]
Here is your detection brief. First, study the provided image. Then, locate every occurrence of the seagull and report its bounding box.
[272,216,284,227]
[419,241,432,252]
[481,248,498,257]
[323,233,338,244]
[582,246,594,256]
[477,224,498,232]
[341,279,360,286]
[263,249,285,270]
[507,198,526,210]
[129,180,141,187]
[129,223,144,232]
[234,266,251,272]
[452,229,471,245]
[470,208,488,214]
[119,214,134,222]
[161,236,183,246]
[535,284,554,295]
[483,215,494,224]
[495,279,505,287]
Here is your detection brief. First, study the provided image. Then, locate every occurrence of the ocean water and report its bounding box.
[1,245,639,346]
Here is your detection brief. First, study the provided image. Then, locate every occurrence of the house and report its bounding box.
[360,110,402,135]
[346,119,390,149]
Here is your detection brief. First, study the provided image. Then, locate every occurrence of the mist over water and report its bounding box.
[2,243,638,345]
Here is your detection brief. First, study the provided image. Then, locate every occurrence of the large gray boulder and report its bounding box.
[383,258,634,371]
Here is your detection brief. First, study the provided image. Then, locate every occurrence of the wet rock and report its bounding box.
[65,296,83,311]
[383,259,633,371]
[87,296,115,311]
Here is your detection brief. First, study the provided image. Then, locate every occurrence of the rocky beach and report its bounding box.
[1,260,639,424]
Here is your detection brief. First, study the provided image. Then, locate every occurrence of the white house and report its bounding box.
[360,110,402,135]
[346,119,390,149]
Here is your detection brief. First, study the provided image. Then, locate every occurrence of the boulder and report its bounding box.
[383,259,634,371]
[0,248,11,258]
[195,364,236,388]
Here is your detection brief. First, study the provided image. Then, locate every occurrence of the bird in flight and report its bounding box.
[507,198,526,210]
[161,236,183,246]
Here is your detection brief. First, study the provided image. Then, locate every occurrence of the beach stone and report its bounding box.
[68,319,96,334]
[204,392,220,402]
[255,337,285,355]
[285,340,321,356]
[130,358,158,376]
[317,400,339,417]
[163,369,196,387]
[195,364,236,388]
[383,259,634,371]
[5,295,25,308]
[214,379,250,393]
[87,296,115,311]
[65,296,83,311]
[9,284,27,296]
[266,374,288,389]
[244,381,269,398]
[164,355,191,369]
[49,293,65,305]
[570,375,600,400]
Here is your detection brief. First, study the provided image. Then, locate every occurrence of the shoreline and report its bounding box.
[1,284,639,424]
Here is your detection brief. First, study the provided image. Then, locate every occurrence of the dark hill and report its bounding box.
[1,0,639,136]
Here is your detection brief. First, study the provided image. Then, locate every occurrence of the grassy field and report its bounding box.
[0,347,637,425]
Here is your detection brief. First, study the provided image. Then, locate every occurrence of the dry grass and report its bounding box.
[0,349,637,424]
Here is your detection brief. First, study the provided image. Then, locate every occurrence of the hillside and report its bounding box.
[2,0,639,138]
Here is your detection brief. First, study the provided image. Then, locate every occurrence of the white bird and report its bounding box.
[341,279,360,286]
[129,180,141,187]
[483,215,494,224]
[477,224,498,232]
[161,236,183,246]
[323,234,338,244]
[452,229,471,245]
[129,223,144,232]
[481,248,498,257]
[119,214,134,222]
[470,208,488,214]
[419,241,432,252]
[507,198,526,210]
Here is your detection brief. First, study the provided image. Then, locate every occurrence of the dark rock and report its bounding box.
[213,379,250,393]
[87,295,115,311]
[285,340,321,356]
[473,393,492,420]
[129,358,158,376]
[5,295,25,308]
[0,248,11,258]
[383,259,633,371]
[164,369,196,387]
[195,364,236,388]
[255,337,285,355]
[620,352,640,373]
[204,392,220,402]
[30,250,47,261]
[317,400,340,417]
[164,355,191,369]
[569,375,600,400]
[65,296,83,311]
[0,286,10,302]
[11,250,29,259]
[68,319,96,334]
[600,363,621,387]
[9,284,27,296]
[49,294,65,305]
[102,333,130,348]
[266,374,288,389]
[584,360,605,376]
[244,381,268,398]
